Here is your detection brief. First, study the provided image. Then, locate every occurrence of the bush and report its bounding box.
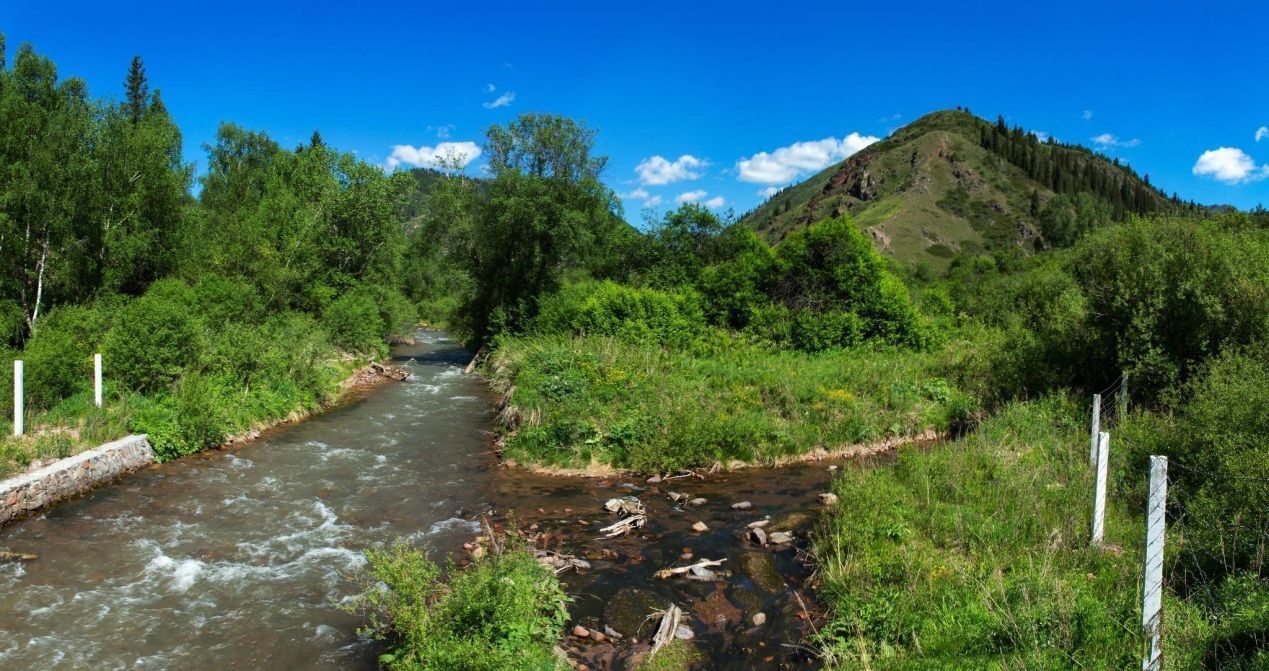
[104,281,200,393]
[364,284,419,338]
[322,289,385,353]
[532,280,705,348]
[353,535,570,670]
[1069,216,1269,401]
[21,327,89,409]
[774,217,928,350]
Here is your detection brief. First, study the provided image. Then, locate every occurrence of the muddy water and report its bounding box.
[0,329,883,669]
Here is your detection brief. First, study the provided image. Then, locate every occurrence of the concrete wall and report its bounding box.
[0,434,154,526]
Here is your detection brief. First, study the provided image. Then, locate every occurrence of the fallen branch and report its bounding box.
[599,515,645,538]
[650,604,683,658]
[654,557,726,580]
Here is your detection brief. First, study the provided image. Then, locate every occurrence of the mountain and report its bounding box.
[740,109,1202,269]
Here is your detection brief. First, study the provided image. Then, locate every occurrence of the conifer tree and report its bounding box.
[124,55,148,124]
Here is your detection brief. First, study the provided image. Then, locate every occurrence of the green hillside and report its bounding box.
[741,109,1204,269]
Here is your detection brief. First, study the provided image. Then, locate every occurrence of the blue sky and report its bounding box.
[3,1,1267,220]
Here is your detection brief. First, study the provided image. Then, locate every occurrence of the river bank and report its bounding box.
[0,330,906,670]
[0,357,408,529]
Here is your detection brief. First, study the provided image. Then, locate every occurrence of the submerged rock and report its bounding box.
[604,587,665,638]
[736,550,785,592]
[731,501,752,510]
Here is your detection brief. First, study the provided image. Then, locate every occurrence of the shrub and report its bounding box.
[353,535,570,671]
[322,289,385,353]
[104,281,200,393]
[192,276,264,325]
[364,284,419,337]
[21,326,89,409]
[773,216,928,350]
[129,374,230,461]
[533,280,705,348]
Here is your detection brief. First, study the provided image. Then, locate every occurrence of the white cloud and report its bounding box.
[430,124,454,139]
[758,186,780,198]
[1257,126,1269,142]
[704,196,725,208]
[486,83,496,93]
[386,141,482,171]
[1092,133,1140,149]
[622,187,662,208]
[1192,147,1269,184]
[675,189,707,204]
[482,91,516,109]
[635,154,706,185]
[737,133,879,184]
[1034,131,1050,142]
[1082,110,1094,121]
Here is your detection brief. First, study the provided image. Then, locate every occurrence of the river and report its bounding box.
[0,329,845,669]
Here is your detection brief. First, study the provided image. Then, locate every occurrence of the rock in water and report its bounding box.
[752,612,767,626]
[691,521,709,532]
[572,625,590,638]
[731,501,752,510]
[748,527,768,546]
[767,531,794,544]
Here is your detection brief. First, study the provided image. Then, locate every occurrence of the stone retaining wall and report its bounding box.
[0,434,154,526]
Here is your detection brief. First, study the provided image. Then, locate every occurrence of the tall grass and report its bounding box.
[482,331,976,473]
[812,395,1212,669]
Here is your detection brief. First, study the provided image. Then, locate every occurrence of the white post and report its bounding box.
[1091,431,1109,544]
[1090,393,1102,466]
[94,353,103,408]
[1142,455,1168,671]
[13,359,23,436]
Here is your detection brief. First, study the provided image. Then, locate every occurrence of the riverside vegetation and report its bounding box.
[3,34,1266,670]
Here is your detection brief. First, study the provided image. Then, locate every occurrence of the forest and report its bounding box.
[1,36,1266,670]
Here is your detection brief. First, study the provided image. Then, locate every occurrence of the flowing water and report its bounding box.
[0,329,878,669]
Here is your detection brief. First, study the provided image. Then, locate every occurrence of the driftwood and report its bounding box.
[650,604,683,658]
[654,557,726,580]
[599,515,645,538]
[0,551,37,562]
[534,549,591,574]
[600,496,646,537]
[370,362,410,381]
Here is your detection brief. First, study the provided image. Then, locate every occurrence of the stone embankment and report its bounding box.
[0,434,154,526]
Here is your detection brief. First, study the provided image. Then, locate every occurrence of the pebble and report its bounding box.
[746,519,770,529]
[572,625,590,638]
[691,521,709,532]
[647,475,662,483]
[752,612,767,626]
[688,497,707,506]
[731,501,752,510]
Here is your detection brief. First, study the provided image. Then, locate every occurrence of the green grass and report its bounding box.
[811,395,1211,669]
[0,355,366,478]
[351,535,570,671]
[482,331,976,473]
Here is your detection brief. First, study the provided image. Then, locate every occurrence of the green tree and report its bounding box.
[460,113,619,342]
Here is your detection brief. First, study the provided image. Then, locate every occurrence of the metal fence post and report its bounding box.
[13,359,23,436]
[1091,431,1110,544]
[1090,393,1101,465]
[1142,455,1168,671]
[94,353,103,408]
